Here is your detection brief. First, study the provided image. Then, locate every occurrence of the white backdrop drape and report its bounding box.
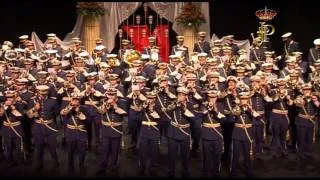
[31,2,210,53]
[211,34,251,59]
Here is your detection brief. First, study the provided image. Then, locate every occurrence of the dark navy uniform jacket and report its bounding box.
[250,91,268,125]
[295,97,319,128]
[193,41,211,56]
[166,104,195,141]
[29,96,60,121]
[62,105,88,136]
[232,107,254,141]
[199,104,225,141]
[308,47,320,65]
[138,108,161,140]
[0,105,24,136]
[100,102,127,138]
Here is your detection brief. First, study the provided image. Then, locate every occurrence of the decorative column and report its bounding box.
[76,2,105,54]
[83,16,100,54]
[183,27,197,58]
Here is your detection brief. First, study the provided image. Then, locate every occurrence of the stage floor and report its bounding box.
[1,129,319,178]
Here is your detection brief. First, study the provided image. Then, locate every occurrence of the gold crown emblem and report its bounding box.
[255,7,277,21]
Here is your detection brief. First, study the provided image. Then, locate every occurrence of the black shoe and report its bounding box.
[282,151,288,159]
[138,169,145,176]
[61,138,67,147]
[54,161,60,169]
[96,169,106,176]
[67,169,75,176]
[181,173,189,178]
[79,165,86,176]
[36,164,43,172]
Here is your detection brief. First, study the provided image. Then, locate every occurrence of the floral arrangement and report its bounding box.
[76,2,105,18]
[175,2,206,31]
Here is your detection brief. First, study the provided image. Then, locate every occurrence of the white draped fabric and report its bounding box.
[211,34,251,59]
[31,2,210,54]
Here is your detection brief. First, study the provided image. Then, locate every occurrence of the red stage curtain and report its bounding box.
[122,25,150,53]
[122,25,169,63]
[153,25,169,63]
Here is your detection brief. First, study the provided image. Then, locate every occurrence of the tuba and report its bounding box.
[125,50,141,66]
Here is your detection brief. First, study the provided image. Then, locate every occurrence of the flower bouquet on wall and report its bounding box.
[175,2,206,32]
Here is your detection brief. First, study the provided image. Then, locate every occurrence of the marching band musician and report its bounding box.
[92,45,107,66]
[201,58,221,81]
[307,38,320,67]
[224,35,240,56]
[292,52,308,81]
[154,75,177,145]
[269,78,293,158]
[25,41,38,59]
[279,57,298,78]
[193,32,211,56]
[143,37,160,62]
[126,76,148,151]
[80,72,105,151]
[26,85,60,171]
[277,32,300,70]
[256,62,278,88]
[32,71,58,99]
[45,34,63,57]
[137,91,161,176]
[199,90,225,177]
[14,78,34,160]
[250,37,266,71]
[60,94,88,175]
[294,83,320,162]
[195,53,209,80]
[185,73,203,155]
[286,70,304,149]
[107,73,126,99]
[167,55,183,87]
[210,47,223,64]
[203,72,226,92]
[165,86,195,178]
[122,59,148,95]
[219,76,238,161]
[97,88,127,176]
[171,36,190,65]
[51,60,66,79]
[233,66,251,86]
[105,54,122,77]
[229,91,258,177]
[141,54,156,85]
[57,77,81,146]
[0,90,25,166]
[18,35,29,49]
[23,58,38,81]
[309,59,320,81]
[151,63,169,88]
[92,39,106,56]
[249,75,272,159]
[221,46,237,71]
[73,57,89,86]
[212,40,223,56]
[118,39,132,70]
